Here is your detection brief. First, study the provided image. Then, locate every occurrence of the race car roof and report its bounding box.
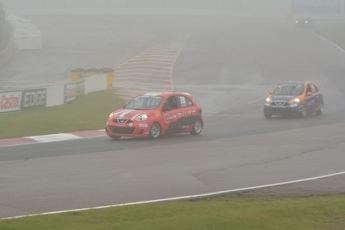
[139,92,191,97]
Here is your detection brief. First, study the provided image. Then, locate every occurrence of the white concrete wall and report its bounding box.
[46,84,64,107]
[38,74,107,107]
[85,74,107,94]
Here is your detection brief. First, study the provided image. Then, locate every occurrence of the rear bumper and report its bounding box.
[296,23,312,28]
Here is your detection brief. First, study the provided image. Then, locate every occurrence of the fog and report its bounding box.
[1,0,345,111]
[1,0,345,219]
[1,0,344,96]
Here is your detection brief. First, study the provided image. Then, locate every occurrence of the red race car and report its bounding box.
[106,92,203,139]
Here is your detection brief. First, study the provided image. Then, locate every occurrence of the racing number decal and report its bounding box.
[179,96,186,107]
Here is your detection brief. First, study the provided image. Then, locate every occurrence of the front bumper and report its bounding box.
[296,23,311,28]
[106,121,151,138]
[264,103,302,116]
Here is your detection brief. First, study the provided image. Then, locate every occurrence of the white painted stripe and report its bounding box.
[27,133,81,142]
[314,31,345,54]
[3,171,345,220]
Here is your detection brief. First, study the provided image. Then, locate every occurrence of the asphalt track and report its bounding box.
[1,15,345,218]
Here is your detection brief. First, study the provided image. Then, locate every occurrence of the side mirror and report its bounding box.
[269,91,273,95]
[162,105,172,112]
[307,92,313,96]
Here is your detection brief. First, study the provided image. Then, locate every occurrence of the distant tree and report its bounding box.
[0,1,5,29]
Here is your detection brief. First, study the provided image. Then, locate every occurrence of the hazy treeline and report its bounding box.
[0,0,6,50]
[1,0,245,10]
[0,1,5,28]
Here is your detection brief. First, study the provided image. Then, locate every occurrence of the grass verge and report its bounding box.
[315,25,345,50]
[1,194,344,229]
[0,90,125,139]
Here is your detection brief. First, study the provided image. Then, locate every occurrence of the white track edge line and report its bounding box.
[3,171,345,220]
[314,31,345,53]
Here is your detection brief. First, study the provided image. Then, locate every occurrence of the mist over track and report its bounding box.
[1,15,345,218]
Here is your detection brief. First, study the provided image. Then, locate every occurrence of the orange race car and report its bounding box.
[106,92,203,139]
[264,81,324,118]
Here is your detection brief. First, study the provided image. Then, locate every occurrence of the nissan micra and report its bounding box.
[106,92,203,139]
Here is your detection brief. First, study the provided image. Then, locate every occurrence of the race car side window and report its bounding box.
[306,84,312,94]
[311,84,319,92]
[178,96,187,108]
[165,96,178,110]
[186,97,193,106]
[177,96,193,108]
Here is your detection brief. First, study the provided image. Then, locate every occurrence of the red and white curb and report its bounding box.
[0,130,106,147]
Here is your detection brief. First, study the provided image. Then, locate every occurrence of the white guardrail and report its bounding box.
[0,74,107,114]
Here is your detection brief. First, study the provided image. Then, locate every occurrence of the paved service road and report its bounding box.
[1,15,345,218]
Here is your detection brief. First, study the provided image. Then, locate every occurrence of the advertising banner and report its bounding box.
[21,88,47,110]
[0,91,22,113]
[292,0,342,14]
[64,80,85,103]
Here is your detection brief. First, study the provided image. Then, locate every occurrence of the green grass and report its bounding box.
[0,90,125,139]
[315,25,345,50]
[1,194,344,230]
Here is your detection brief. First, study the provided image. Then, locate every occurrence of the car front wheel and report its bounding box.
[300,105,307,118]
[316,103,324,115]
[190,119,203,135]
[149,122,161,139]
[264,114,272,118]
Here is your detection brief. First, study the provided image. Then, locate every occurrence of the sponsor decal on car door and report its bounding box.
[311,84,322,111]
[163,109,181,133]
[176,95,197,130]
[305,84,316,112]
[163,96,197,133]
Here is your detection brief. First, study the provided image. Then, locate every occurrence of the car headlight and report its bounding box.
[266,97,271,103]
[135,114,148,121]
[292,98,300,104]
[108,112,114,120]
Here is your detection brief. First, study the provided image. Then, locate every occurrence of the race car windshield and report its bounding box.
[274,84,304,96]
[125,96,164,110]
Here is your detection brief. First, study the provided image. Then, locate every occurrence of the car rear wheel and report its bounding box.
[264,114,272,118]
[190,119,203,135]
[300,105,307,118]
[316,103,324,115]
[149,122,161,139]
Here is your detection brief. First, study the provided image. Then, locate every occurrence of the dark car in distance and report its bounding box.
[295,17,313,28]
